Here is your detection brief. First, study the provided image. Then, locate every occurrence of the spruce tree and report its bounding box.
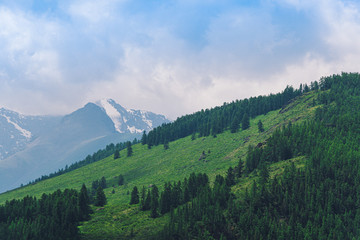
[257,120,264,132]
[258,161,269,186]
[118,174,124,186]
[144,190,151,211]
[242,113,250,130]
[140,186,146,210]
[78,184,91,220]
[225,167,235,186]
[100,176,107,189]
[231,115,240,133]
[141,131,147,145]
[130,186,139,205]
[236,158,244,178]
[150,185,159,218]
[95,187,107,207]
[127,141,133,157]
[114,149,120,159]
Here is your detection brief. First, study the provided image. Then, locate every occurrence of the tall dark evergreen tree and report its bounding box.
[100,176,107,189]
[150,185,159,218]
[160,182,172,214]
[144,190,151,211]
[231,115,240,133]
[114,149,120,159]
[95,187,107,207]
[235,158,244,178]
[242,113,250,130]
[118,174,124,186]
[225,167,235,186]
[130,186,140,205]
[258,161,269,186]
[79,183,91,221]
[141,131,147,145]
[257,119,264,132]
[127,141,133,157]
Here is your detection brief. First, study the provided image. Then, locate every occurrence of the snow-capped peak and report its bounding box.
[96,99,124,133]
[94,98,169,134]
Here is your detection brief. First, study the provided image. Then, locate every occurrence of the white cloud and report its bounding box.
[1,1,360,119]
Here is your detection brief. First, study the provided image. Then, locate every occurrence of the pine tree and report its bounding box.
[78,184,91,220]
[140,186,146,210]
[118,174,124,186]
[258,161,269,186]
[236,158,244,178]
[150,185,159,218]
[127,141,133,157]
[100,176,107,189]
[242,113,250,130]
[225,167,235,186]
[130,186,139,205]
[95,187,107,207]
[114,149,120,159]
[144,190,151,211]
[141,131,147,145]
[257,120,264,132]
[231,115,240,133]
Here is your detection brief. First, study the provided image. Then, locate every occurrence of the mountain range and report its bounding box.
[0,99,169,193]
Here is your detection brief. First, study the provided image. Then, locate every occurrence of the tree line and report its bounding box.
[141,82,320,149]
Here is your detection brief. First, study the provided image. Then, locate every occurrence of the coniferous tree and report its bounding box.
[140,186,146,210]
[150,185,159,218]
[144,190,151,211]
[114,149,120,159]
[160,182,172,214]
[130,186,139,205]
[100,176,107,189]
[257,120,264,132]
[118,174,124,186]
[226,167,235,186]
[242,113,250,130]
[258,162,269,187]
[141,131,147,145]
[79,184,91,220]
[95,187,107,207]
[236,158,244,178]
[231,115,240,133]
[127,141,133,157]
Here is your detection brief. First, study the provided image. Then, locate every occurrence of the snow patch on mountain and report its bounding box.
[97,99,124,133]
[127,126,143,134]
[0,114,32,139]
[140,110,153,129]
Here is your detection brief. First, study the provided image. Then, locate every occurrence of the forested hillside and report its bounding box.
[0,186,91,240]
[1,73,359,239]
[156,72,360,239]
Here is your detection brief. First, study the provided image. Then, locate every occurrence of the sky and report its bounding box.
[0,0,360,120]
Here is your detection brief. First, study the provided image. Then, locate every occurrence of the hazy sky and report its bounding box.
[1,0,360,119]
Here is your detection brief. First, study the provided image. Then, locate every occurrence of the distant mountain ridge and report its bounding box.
[0,100,170,193]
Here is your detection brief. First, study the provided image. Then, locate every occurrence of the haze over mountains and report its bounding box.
[0,99,169,193]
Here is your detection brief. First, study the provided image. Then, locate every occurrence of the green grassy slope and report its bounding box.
[0,91,318,239]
